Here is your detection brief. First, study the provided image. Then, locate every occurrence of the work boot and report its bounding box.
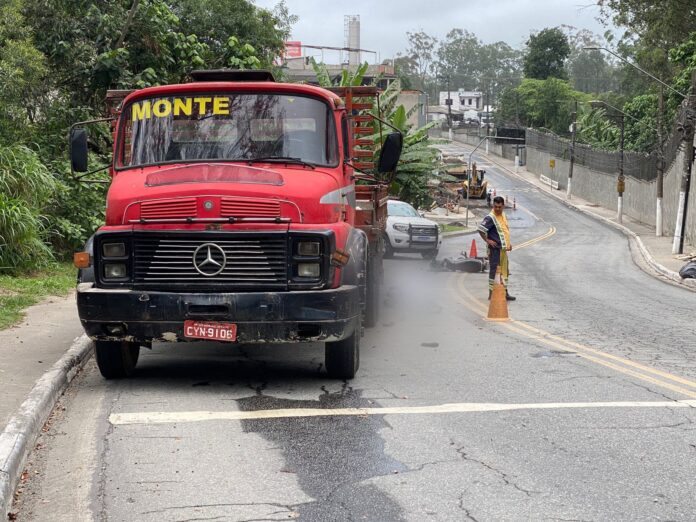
[505,291,516,301]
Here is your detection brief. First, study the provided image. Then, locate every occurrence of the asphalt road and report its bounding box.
[14,142,696,521]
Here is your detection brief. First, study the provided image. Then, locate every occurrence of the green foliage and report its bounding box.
[0,146,56,272]
[577,108,619,149]
[597,0,696,50]
[310,59,369,87]
[498,78,589,135]
[435,29,522,95]
[523,28,571,80]
[49,163,108,256]
[0,0,295,273]
[170,0,295,68]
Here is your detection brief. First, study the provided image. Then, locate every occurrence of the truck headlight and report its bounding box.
[103,242,126,257]
[104,263,128,279]
[297,263,321,278]
[393,223,409,232]
[298,241,321,256]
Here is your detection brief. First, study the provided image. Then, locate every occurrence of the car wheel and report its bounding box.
[95,340,140,379]
[383,235,394,259]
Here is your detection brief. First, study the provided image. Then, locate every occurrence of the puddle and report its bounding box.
[237,390,407,520]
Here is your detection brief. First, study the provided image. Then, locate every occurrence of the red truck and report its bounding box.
[70,71,401,380]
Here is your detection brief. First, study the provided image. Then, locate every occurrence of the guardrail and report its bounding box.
[540,175,559,190]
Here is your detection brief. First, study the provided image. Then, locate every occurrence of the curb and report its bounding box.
[442,229,477,239]
[0,334,93,517]
[452,142,696,292]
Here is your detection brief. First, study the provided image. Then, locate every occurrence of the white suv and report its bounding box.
[384,200,441,259]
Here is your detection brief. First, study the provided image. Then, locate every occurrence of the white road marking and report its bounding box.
[109,400,696,425]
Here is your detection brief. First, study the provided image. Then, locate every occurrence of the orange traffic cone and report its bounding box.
[487,268,509,321]
[469,239,478,258]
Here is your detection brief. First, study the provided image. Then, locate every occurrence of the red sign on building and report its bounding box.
[285,41,302,58]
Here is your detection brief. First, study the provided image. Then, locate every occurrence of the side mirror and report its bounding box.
[377,132,403,173]
[70,128,89,173]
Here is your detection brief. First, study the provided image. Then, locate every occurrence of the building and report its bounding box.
[438,90,483,112]
[397,90,428,128]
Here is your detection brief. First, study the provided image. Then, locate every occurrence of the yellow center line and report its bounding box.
[449,228,696,399]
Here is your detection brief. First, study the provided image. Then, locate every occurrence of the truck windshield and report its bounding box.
[119,93,339,168]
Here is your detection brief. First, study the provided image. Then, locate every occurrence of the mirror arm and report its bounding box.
[344,160,377,181]
[74,164,110,183]
[69,118,116,177]
[369,115,402,135]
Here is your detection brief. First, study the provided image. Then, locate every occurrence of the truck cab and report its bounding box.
[71,71,400,380]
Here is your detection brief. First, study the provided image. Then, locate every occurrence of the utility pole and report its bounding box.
[568,100,577,199]
[672,71,696,254]
[656,86,664,236]
[617,114,625,224]
[446,76,452,128]
[514,91,520,173]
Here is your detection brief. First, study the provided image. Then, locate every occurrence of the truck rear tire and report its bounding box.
[95,340,140,379]
[325,321,360,379]
[364,253,380,328]
[383,235,394,259]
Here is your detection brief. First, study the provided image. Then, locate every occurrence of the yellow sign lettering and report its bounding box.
[152,99,172,118]
[132,97,232,121]
[132,101,151,121]
[194,97,212,114]
[213,97,230,115]
[173,98,193,116]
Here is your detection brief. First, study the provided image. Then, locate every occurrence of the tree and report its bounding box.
[170,0,296,68]
[497,78,589,135]
[403,31,438,91]
[523,28,571,80]
[597,0,696,50]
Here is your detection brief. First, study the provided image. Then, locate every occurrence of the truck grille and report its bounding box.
[141,198,197,220]
[132,233,288,289]
[410,226,438,236]
[220,198,281,218]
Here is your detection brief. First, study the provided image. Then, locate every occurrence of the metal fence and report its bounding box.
[526,104,690,182]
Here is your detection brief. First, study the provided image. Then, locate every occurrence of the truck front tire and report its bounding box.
[95,340,140,379]
[325,320,360,379]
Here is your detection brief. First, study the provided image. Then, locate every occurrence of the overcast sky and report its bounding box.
[253,0,611,62]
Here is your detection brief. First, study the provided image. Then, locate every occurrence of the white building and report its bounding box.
[438,90,483,112]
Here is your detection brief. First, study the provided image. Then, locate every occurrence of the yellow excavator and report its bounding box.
[443,161,488,200]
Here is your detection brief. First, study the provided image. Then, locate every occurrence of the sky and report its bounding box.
[253,0,613,63]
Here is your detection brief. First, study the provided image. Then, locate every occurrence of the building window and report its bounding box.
[468,98,472,105]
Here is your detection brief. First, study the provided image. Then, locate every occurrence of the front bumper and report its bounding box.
[389,231,441,252]
[77,284,360,344]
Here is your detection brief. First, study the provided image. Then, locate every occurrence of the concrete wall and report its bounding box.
[526,145,695,243]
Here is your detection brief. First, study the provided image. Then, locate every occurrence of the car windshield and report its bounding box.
[388,201,419,217]
[119,93,338,168]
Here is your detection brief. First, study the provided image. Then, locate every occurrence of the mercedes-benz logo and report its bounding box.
[193,243,226,276]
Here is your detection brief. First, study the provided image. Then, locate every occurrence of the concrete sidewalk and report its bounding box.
[0,294,84,428]
[448,138,696,291]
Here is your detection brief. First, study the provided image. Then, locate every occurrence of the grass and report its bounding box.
[441,223,469,233]
[0,262,75,330]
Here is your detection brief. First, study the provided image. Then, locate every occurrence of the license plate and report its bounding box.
[414,236,434,242]
[184,320,237,342]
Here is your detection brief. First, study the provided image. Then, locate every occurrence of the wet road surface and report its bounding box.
[14,142,696,521]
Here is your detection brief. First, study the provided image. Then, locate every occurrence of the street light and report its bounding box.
[582,46,687,100]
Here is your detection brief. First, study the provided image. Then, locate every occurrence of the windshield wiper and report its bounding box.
[247,156,316,169]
